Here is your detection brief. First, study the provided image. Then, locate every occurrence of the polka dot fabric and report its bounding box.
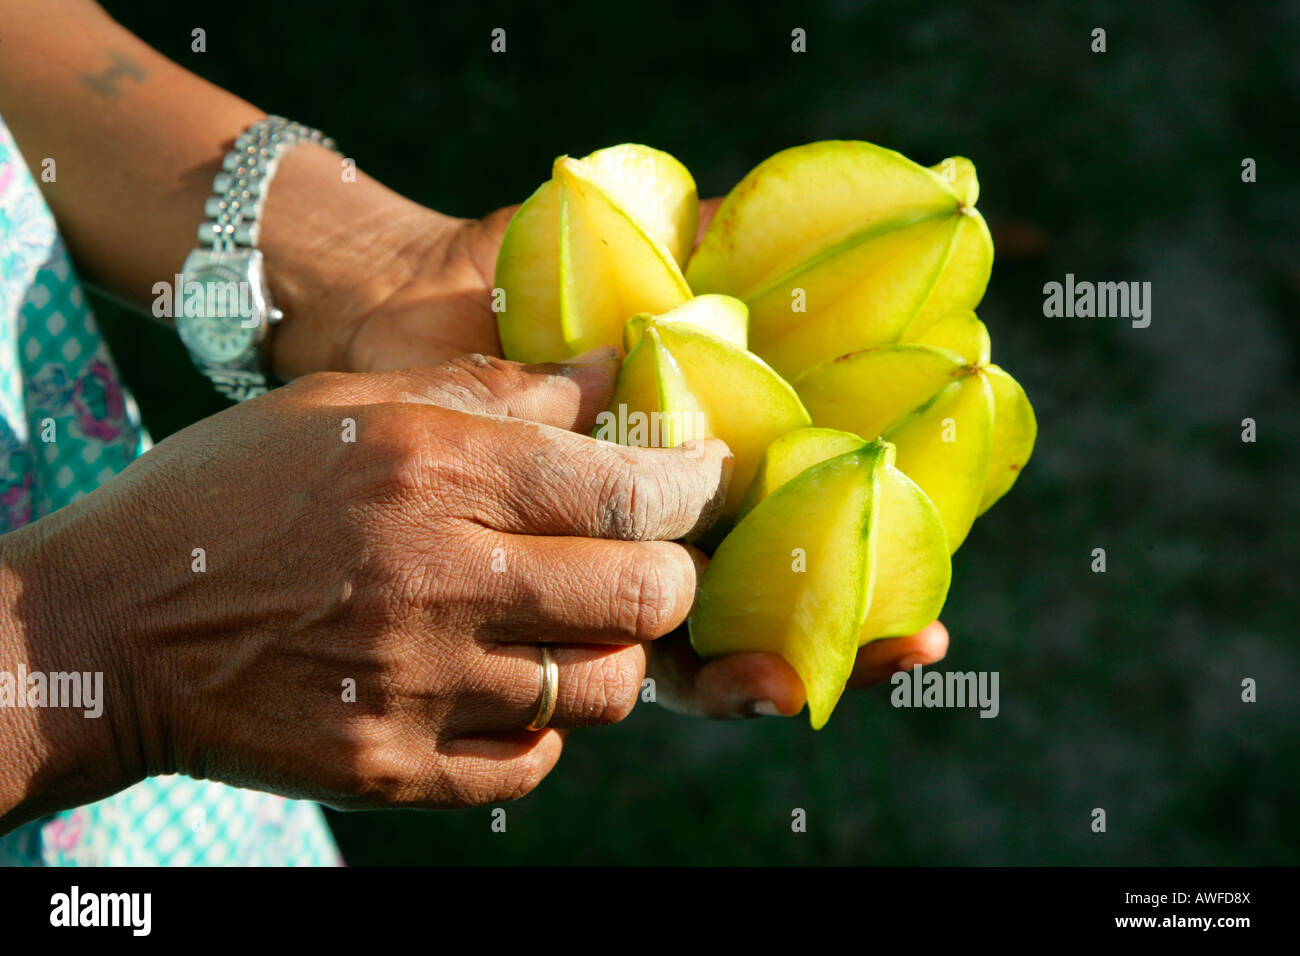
[0,114,342,866]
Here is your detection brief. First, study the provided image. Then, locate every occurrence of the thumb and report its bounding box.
[356,347,621,433]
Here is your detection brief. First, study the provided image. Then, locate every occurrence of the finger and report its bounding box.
[431,727,566,805]
[648,619,951,718]
[336,365,732,540]
[452,642,649,731]
[297,349,622,433]
[847,620,950,688]
[471,419,733,540]
[391,350,620,431]
[481,535,698,644]
[647,631,806,719]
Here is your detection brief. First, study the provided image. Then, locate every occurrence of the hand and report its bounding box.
[258,141,521,379]
[335,196,728,374]
[2,350,730,827]
[323,196,722,376]
[338,206,517,373]
[268,181,948,724]
[272,188,714,379]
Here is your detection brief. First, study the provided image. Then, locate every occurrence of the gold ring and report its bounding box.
[526,644,559,731]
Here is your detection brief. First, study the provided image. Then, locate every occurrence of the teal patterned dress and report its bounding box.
[0,114,342,865]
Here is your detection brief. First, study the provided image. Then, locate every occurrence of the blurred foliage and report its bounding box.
[93,0,1299,864]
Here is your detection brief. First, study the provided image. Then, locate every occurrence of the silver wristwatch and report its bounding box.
[176,115,339,402]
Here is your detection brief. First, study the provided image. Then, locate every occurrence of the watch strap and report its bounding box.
[209,367,272,403]
[183,116,340,403]
[199,115,338,253]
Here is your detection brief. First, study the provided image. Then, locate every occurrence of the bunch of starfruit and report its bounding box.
[493,141,1035,728]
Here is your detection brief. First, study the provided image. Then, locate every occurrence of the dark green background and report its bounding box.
[94,0,1298,864]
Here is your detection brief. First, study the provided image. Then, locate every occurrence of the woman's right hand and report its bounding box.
[2,350,730,827]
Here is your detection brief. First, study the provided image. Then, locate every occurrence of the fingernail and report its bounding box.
[561,346,619,368]
[748,700,783,717]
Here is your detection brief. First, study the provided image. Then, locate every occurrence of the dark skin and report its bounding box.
[335,194,951,715]
[0,1,950,828]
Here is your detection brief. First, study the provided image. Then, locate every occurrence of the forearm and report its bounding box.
[0,1,263,306]
[0,541,48,830]
[0,0,457,376]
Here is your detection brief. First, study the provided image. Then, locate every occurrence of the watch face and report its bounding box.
[178,265,258,364]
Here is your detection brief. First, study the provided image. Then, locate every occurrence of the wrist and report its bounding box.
[257,142,465,378]
[0,509,146,831]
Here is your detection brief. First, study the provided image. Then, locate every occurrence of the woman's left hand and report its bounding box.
[330,206,517,373]
[259,139,520,379]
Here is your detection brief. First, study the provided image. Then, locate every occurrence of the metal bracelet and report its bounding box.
[197,115,339,252]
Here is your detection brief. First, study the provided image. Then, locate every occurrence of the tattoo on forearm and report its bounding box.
[79,51,146,98]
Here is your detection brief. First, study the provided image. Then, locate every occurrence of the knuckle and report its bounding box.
[494,756,549,803]
[437,753,545,808]
[577,650,644,725]
[332,741,410,807]
[451,352,515,376]
[342,739,513,812]
[435,763,494,808]
[601,652,646,724]
[436,353,524,414]
[354,410,429,499]
[283,369,354,400]
[616,553,676,640]
[596,457,669,540]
